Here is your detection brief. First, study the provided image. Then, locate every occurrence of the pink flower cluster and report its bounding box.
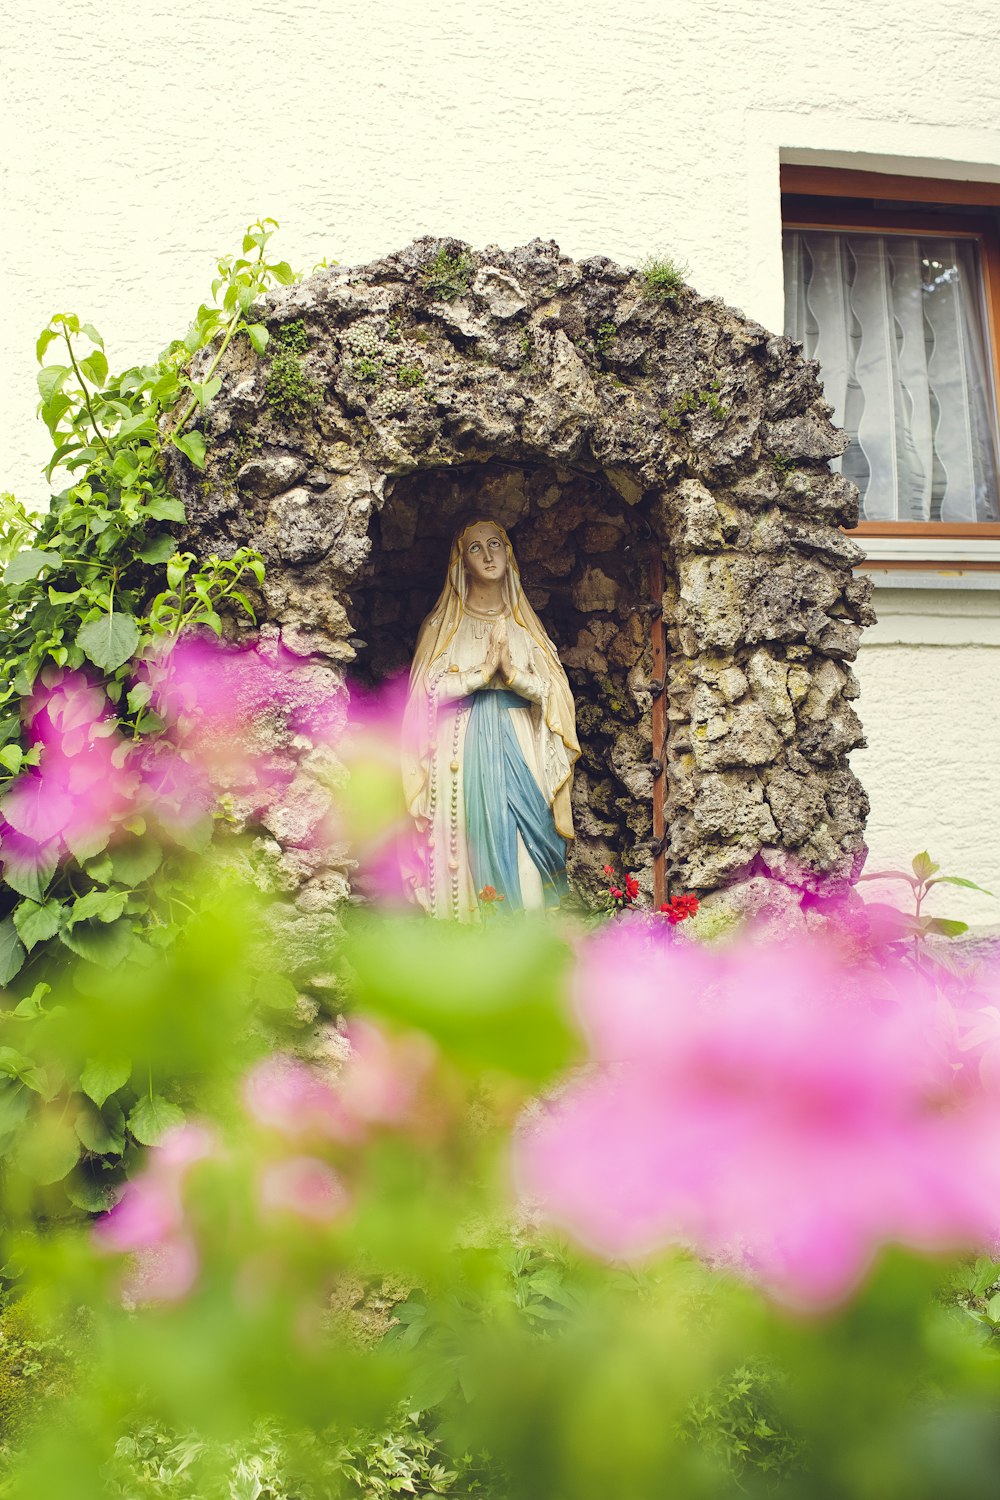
[93,1022,433,1304]
[513,925,1000,1311]
[0,640,348,885]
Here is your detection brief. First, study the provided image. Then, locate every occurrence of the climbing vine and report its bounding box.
[0,220,305,1207]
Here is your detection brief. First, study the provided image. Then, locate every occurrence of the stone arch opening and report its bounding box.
[348,458,657,902]
[173,234,875,919]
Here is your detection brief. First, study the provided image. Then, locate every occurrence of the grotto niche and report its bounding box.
[169,235,875,926]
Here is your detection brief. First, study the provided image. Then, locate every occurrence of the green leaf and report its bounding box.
[856,869,919,887]
[911,851,940,883]
[171,430,207,469]
[146,496,186,523]
[246,324,270,355]
[69,888,128,925]
[2,841,59,903]
[0,1078,31,1136]
[15,1118,80,1184]
[80,1055,131,1108]
[60,917,133,967]
[80,322,105,349]
[128,1093,185,1146]
[12,899,64,951]
[79,350,109,387]
[109,837,162,886]
[116,412,157,441]
[190,376,222,409]
[36,327,59,363]
[0,745,22,774]
[64,828,109,863]
[66,1172,121,1214]
[0,1047,46,1093]
[0,918,26,986]
[927,875,996,899]
[138,534,177,565]
[4,548,61,585]
[126,681,152,713]
[76,611,140,672]
[13,983,51,1020]
[986,1292,1000,1324]
[924,917,969,939]
[37,365,70,403]
[75,1095,126,1155]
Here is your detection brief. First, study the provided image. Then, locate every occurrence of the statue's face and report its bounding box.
[462,522,507,586]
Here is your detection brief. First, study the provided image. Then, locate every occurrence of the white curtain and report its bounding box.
[783,230,1000,522]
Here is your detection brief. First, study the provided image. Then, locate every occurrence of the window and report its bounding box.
[781,167,1000,561]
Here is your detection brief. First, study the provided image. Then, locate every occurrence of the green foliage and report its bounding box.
[421,247,475,303]
[396,365,425,389]
[348,356,383,385]
[106,1411,496,1499]
[0,1297,77,1454]
[273,319,310,356]
[0,222,314,1204]
[592,322,617,357]
[660,378,728,430]
[639,255,687,304]
[771,452,799,474]
[682,1364,802,1483]
[858,849,994,945]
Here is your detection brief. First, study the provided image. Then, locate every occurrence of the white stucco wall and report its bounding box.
[3,0,1000,917]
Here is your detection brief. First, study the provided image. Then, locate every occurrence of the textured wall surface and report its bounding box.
[855,593,1000,924]
[4,0,1000,916]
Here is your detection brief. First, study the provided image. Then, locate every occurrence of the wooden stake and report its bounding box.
[649,546,667,908]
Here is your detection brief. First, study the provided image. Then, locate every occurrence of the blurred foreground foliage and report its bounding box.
[0,873,997,1497]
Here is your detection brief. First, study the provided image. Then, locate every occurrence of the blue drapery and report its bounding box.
[463,689,568,912]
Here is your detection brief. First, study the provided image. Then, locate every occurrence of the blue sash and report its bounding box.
[463,689,568,912]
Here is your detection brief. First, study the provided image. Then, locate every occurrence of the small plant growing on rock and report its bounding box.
[593,321,617,357]
[661,379,728,430]
[264,346,320,423]
[274,318,309,355]
[396,365,424,388]
[348,355,382,384]
[640,255,687,304]
[421,246,475,302]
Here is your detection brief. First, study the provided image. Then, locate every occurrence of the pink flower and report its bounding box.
[93,1124,216,1303]
[243,1054,359,1142]
[338,1018,434,1128]
[259,1156,350,1224]
[513,926,1000,1311]
[93,1176,182,1254]
[123,1234,200,1306]
[0,670,139,860]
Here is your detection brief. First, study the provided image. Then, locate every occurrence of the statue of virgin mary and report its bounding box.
[402,519,579,920]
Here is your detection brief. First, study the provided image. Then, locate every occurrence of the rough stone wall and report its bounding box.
[169,236,873,910]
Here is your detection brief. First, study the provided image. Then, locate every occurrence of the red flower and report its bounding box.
[625,874,639,901]
[479,884,504,904]
[609,887,623,901]
[603,863,615,877]
[659,892,699,924]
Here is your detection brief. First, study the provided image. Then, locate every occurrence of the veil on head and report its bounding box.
[402,517,580,843]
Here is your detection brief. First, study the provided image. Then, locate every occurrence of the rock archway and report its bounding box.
[170,236,874,915]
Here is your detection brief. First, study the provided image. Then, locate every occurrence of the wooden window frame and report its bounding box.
[780,166,1000,568]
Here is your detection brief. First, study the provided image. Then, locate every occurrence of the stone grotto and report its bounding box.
[167,235,874,933]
